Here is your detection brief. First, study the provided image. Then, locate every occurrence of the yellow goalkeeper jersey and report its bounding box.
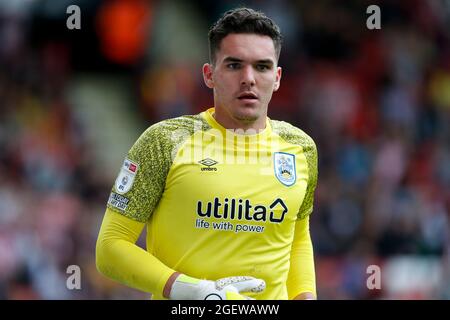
[106,107,318,299]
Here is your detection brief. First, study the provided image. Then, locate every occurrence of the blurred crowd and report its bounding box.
[0,0,449,299]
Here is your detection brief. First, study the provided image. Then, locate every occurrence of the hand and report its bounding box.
[293,292,316,300]
[167,273,266,300]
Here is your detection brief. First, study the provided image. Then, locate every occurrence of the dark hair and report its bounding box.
[208,7,283,64]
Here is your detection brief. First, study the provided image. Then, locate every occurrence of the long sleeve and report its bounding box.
[286,216,316,299]
[95,207,175,297]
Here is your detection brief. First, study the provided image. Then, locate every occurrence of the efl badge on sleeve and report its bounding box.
[274,152,296,186]
[115,158,139,194]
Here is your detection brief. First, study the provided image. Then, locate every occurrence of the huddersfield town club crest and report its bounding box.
[274,152,296,186]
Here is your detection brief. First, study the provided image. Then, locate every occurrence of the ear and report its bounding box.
[203,63,214,89]
[273,66,282,92]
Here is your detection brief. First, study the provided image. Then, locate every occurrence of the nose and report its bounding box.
[240,65,256,87]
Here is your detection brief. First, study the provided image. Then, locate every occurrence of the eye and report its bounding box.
[227,63,241,70]
[255,64,270,71]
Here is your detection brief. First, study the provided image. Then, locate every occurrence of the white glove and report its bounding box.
[169,274,266,300]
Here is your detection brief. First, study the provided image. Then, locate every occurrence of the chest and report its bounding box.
[163,136,309,222]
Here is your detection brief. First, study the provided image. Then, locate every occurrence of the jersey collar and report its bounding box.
[202,107,272,140]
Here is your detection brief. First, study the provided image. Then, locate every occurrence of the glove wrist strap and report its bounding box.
[163,271,182,299]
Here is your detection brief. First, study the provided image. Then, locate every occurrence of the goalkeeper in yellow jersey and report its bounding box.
[96,7,318,300]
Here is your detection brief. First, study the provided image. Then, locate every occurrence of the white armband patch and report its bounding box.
[114,158,139,194]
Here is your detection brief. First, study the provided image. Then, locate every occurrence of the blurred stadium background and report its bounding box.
[0,0,449,299]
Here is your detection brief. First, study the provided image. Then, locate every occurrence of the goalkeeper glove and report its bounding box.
[168,274,266,300]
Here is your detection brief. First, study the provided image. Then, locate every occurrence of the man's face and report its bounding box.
[203,33,282,129]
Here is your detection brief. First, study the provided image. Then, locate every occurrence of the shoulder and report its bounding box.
[270,119,316,151]
[133,113,211,150]
[129,113,212,161]
[141,113,211,140]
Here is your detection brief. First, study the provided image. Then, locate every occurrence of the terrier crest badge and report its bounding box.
[274,152,296,186]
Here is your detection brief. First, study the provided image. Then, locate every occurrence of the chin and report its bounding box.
[233,107,253,116]
[234,113,260,123]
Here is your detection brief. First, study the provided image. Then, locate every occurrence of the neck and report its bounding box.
[213,109,267,132]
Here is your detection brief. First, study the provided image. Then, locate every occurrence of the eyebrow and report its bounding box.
[223,56,274,66]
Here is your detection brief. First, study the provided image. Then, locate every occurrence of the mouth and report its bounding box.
[237,92,258,102]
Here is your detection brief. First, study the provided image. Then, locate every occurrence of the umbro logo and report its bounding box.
[199,158,218,171]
